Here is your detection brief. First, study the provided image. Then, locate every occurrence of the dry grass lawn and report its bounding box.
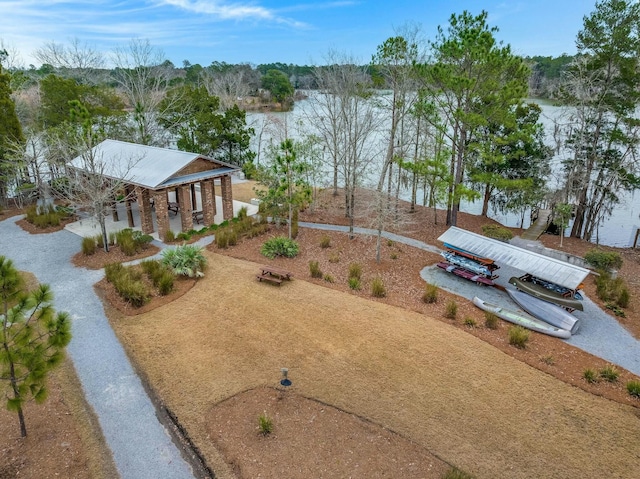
[110,253,640,479]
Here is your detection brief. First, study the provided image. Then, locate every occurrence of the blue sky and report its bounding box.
[1,0,598,67]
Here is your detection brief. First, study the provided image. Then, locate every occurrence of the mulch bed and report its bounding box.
[71,245,160,269]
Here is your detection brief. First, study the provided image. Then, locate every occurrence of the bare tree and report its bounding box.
[307,51,382,237]
[111,39,176,146]
[34,37,105,83]
[202,65,252,109]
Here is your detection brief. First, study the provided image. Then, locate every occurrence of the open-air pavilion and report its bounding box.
[69,139,247,240]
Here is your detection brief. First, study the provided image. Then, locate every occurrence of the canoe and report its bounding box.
[441,252,495,278]
[506,289,581,334]
[443,242,496,266]
[472,296,571,339]
[530,276,583,300]
[508,276,583,311]
[436,262,495,286]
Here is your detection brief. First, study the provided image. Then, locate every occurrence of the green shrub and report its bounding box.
[583,368,598,384]
[227,229,238,246]
[386,239,394,247]
[348,263,362,280]
[390,252,398,260]
[156,270,175,296]
[328,252,340,263]
[117,233,137,256]
[508,326,529,349]
[258,412,273,436]
[584,249,623,271]
[484,312,499,330]
[442,467,474,479]
[104,262,124,283]
[599,365,620,383]
[348,277,361,290]
[481,224,513,242]
[164,230,176,243]
[82,236,97,256]
[215,229,230,248]
[24,204,68,228]
[444,300,457,319]
[309,260,323,278]
[162,244,207,278]
[617,287,630,308]
[422,283,438,304]
[176,232,191,241]
[371,277,386,298]
[540,355,555,366]
[323,274,335,283]
[626,380,640,398]
[108,231,117,246]
[320,235,331,248]
[237,205,248,220]
[261,237,299,259]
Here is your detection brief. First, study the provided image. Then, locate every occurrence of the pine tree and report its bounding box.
[0,50,25,204]
[0,256,71,437]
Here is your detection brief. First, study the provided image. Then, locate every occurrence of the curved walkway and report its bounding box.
[301,222,640,377]
[0,216,194,479]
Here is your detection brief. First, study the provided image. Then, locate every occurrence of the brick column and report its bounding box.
[220,175,233,221]
[125,186,135,227]
[178,185,193,232]
[201,180,215,225]
[154,190,170,241]
[136,186,154,234]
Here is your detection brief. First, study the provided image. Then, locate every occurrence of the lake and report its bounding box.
[247,94,640,248]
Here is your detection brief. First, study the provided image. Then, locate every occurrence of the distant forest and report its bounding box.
[8,55,575,100]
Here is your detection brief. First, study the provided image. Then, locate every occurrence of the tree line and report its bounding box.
[1,0,639,248]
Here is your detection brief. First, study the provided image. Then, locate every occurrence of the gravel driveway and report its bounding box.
[0,216,194,479]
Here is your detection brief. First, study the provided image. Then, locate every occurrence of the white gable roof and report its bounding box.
[438,226,590,290]
[69,139,238,189]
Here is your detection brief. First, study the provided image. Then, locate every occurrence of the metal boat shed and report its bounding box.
[438,226,590,290]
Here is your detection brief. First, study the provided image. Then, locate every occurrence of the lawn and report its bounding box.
[107,252,640,479]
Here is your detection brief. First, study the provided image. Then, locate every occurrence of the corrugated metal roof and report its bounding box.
[70,139,239,189]
[437,226,590,290]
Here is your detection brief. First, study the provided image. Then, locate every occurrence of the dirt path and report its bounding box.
[110,253,640,479]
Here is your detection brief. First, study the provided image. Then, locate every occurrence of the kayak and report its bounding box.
[472,296,571,339]
[506,289,581,334]
[508,276,583,311]
[436,262,495,286]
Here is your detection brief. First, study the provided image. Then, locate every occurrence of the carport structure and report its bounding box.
[71,139,240,240]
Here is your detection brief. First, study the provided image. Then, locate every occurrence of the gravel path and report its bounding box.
[0,216,195,479]
[302,222,640,377]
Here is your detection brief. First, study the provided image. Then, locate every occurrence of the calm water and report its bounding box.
[248,95,640,248]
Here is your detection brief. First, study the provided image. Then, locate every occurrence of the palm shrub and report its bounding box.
[508,326,529,349]
[261,237,299,259]
[371,277,386,298]
[309,260,323,278]
[422,283,438,304]
[162,244,207,278]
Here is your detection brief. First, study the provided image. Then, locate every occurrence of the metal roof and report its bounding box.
[70,139,239,190]
[437,226,590,290]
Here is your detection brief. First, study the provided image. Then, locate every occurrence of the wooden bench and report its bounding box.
[256,273,283,285]
[256,266,293,285]
[168,202,179,215]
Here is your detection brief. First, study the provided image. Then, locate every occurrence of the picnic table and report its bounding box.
[168,202,179,215]
[256,266,293,285]
[192,211,204,224]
